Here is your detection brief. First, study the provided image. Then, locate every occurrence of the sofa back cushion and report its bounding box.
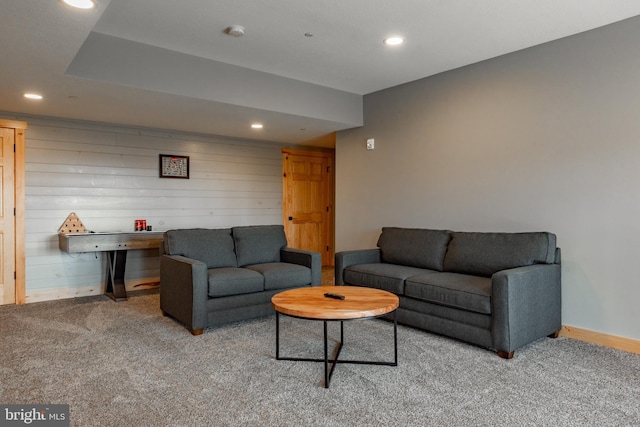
[443,232,557,277]
[164,228,237,269]
[377,227,452,271]
[232,225,287,267]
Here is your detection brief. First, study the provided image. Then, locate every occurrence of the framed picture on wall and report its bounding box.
[159,154,190,179]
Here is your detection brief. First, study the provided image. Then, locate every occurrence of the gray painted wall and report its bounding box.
[336,16,640,341]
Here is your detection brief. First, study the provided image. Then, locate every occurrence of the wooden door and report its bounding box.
[283,148,334,266]
[0,120,26,305]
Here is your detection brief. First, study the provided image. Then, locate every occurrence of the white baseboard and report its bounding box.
[25,278,160,304]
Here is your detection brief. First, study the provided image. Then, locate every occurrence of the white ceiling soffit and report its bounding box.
[2,0,640,145]
[65,32,363,128]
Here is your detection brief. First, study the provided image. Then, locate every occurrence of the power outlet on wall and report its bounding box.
[366,138,375,150]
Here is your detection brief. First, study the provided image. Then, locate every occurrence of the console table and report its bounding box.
[58,232,165,301]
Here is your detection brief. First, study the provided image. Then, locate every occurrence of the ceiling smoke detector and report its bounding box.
[224,25,246,37]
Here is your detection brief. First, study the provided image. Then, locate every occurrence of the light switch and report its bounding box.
[366,138,375,150]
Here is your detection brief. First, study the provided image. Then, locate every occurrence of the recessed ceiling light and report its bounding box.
[24,93,43,100]
[61,0,96,9]
[251,123,263,129]
[383,36,405,46]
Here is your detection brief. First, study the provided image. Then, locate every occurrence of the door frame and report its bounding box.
[282,147,335,266]
[0,119,27,304]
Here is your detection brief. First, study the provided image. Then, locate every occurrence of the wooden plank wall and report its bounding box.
[24,117,284,302]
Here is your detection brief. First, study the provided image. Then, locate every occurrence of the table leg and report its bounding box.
[324,321,329,387]
[276,312,281,360]
[105,250,128,301]
[275,313,396,388]
[323,320,344,388]
[393,310,398,365]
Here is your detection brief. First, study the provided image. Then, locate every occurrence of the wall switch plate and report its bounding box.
[366,138,375,150]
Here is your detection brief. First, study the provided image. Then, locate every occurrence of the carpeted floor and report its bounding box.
[1,290,639,426]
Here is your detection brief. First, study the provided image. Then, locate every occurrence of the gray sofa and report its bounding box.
[160,225,321,335]
[335,227,561,358]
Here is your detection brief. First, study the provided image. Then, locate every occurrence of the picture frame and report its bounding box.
[159,154,190,179]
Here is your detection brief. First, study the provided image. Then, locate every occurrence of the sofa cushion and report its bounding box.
[246,262,311,291]
[207,268,264,298]
[377,227,451,271]
[165,228,237,269]
[443,232,557,277]
[343,263,431,295]
[405,272,492,315]
[233,225,287,267]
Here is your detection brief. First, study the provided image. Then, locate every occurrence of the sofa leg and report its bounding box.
[497,350,514,359]
[191,328,204,336]
[548,331,560,338]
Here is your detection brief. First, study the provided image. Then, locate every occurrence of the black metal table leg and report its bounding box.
[323,321,344,388]
[105,250,128,301]
[393,310,398,365]
[324,321,329,387]
[275,312,397,388]
[276,312,281,360]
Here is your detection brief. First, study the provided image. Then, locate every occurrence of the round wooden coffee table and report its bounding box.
[271,286,399,388]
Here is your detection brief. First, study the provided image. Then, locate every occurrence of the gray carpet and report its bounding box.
[1,291,639,427]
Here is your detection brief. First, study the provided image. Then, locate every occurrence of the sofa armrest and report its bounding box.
[160,254,209,332]
[491,263,561,353]
[281,248,322,287]
[335,249,381,286]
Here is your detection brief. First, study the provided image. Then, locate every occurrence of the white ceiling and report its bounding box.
[2,0,640,146]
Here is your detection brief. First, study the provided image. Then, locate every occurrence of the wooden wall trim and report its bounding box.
[560,325,640,355]
[282,146,335,157]
[0,119,28,130]
[0,120,27,304]
[14,127,26,303]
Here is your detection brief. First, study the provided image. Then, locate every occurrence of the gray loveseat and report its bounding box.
[335,227,561,358]
[160,225,321,335]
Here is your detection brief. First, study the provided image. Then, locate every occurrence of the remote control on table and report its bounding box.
[324,292,345,300]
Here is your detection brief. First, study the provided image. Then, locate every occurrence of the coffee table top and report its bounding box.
[271,286,399,320]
